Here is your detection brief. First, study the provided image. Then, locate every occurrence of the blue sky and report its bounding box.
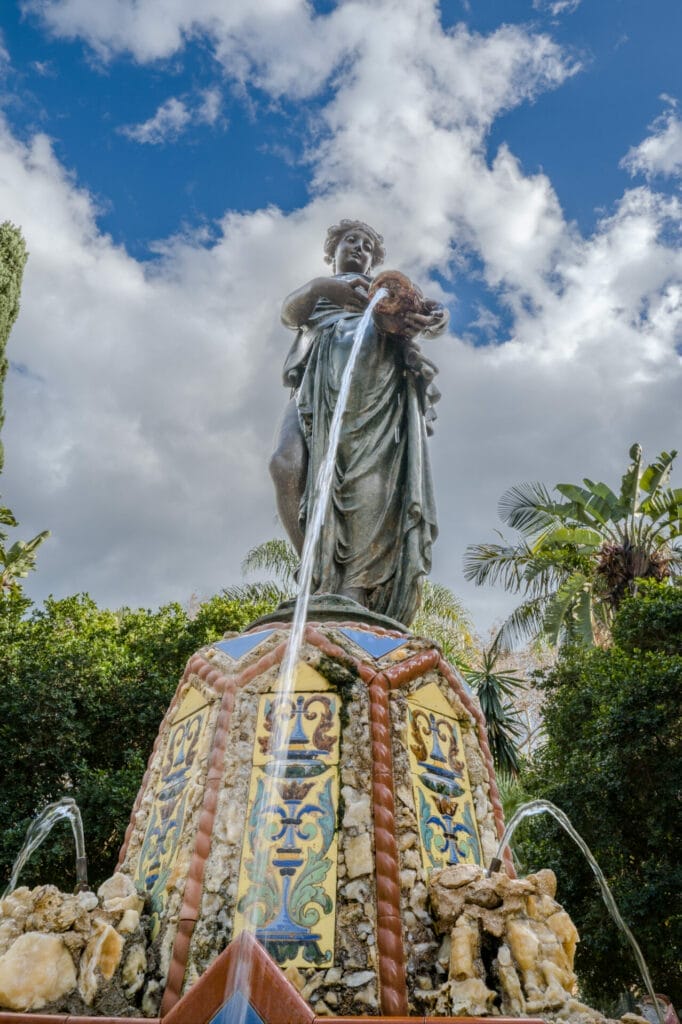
[0,0,680,632]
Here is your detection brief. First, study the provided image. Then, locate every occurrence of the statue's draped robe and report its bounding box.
[288,276,438,626]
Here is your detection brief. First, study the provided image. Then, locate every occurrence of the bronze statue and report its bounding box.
[270,220,447,625]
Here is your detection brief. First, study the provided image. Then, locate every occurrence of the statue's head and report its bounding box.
[324,220,386,273]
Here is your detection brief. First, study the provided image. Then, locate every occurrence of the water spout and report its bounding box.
[229,289,387,1022]
[492,798,663,1024]
[2,797,88,899]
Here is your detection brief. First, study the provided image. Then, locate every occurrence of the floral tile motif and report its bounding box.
[134,686,212,938]
[407,684,482,874]
[234,666,340,967]
[338,626,408,659]
[213,629,275,662]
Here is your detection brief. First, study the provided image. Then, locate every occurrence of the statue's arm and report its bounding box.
[281,276,369,330]
[403,299,449,339]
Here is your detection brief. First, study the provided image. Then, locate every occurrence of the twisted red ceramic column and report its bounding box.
[367,670,409,1016]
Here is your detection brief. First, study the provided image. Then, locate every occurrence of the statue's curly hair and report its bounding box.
[323,219,385,269]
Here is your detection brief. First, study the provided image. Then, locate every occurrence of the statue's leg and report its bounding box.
[269,397,307,556]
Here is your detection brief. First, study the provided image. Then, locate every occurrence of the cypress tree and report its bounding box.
[0,221,28,473]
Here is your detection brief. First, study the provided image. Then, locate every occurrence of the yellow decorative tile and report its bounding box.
[234,767,339,967]
[134,698,212,938]
[235,661,340,967]
[406,680,459,720]
[172,684,210,724]
[272,662,331,691]
[406,689,482,874]
[253,690,340,767]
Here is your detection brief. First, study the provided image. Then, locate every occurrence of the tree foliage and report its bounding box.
[0,222,28,474]
[0,589,278,893]
[464,444,682,647]
[518,583,681,1008]
[459,635,524,778]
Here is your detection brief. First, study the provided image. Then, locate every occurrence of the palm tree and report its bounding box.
[463,444,682,647]
[458,634,524,778]
[0,501,49,590]
[412,580,477,663]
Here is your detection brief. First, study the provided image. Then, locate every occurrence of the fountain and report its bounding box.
[0,220,672,1024]
[2,797,88,900]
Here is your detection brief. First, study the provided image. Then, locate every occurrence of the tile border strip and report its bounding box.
[368,670,409,1016]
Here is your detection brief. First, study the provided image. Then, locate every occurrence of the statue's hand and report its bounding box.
[317,275,369,312]
[403,300,449,338]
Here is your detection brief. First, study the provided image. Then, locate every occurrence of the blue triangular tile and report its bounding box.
[210,991,264,1024]
[213,629,275,662]
[339,627,408,659]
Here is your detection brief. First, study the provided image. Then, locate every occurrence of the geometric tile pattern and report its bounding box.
[234,663,340,967]
[213,630,275,662]
[338,626,408,659]
[209,991,265,1024]
[406,683,482,874]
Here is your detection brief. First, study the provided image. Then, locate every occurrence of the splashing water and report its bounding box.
[229,290,387,1020]
[2,797,88,899]
[495,798,663,1024]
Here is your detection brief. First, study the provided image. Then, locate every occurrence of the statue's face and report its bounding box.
[334,228,374,275]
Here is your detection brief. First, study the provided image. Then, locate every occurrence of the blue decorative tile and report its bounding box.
[214,630,275,662]
[339,627,408,659]
[210,991,264,1024]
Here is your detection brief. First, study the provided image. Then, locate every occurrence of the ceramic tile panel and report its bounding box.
[213,629,275,662]
[209,992,265,1024]
[338,627,408,660]
[234,666,340,967]
[134,686,213,938]
[407,683,482,873]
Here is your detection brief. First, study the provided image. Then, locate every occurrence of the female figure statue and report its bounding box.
[270,220,447,626]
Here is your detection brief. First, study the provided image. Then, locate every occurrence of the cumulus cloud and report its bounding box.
[622,98,682,180]
[120,88,223,144]
[4,1,681,631]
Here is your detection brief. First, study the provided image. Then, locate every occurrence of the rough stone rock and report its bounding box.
[0,919,21,957]
[497,942,525,1013]
[345,833,372,879]
[97,872,142,916]
[345,970,376,988]
[342,788,370,828]
[507,918,540,972]
[449,918,478,980]
[117,908,141,934]
[0,932,77,1011]
[428,864,587,1020]
[433,864,481,890]
[441,977,497,1016]
[0,888,32,926]
[78,921,125,1005]
[529,868,558,898]
[122,944,147,996]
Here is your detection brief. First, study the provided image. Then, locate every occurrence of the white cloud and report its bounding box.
[4,2,681,634]
[622,98,682,180]
[533,0,581,15]
[121,97,191,144]
[120,88,223,143]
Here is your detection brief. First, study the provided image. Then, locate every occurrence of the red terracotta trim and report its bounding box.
[163,930,315,1024]
[383,647,440,688]
[437,657,515,878]
[304,625,379,683]
[160,676,239,1014]
[0,1018,160,1024]
[317,1017,545,1024]
[368,671,409,1016]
